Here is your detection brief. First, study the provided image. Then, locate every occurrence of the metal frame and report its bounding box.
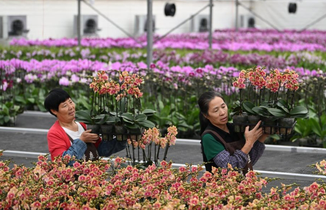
[76,0,214,67]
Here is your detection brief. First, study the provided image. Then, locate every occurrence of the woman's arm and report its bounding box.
[249,141,265,166]
[62,139,87,160]
[48,130,87,161]
[203,134,249,169]
[212,149,249,169]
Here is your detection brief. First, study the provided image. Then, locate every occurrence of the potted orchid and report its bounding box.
[76,70,156,141]
[232,66,308,135]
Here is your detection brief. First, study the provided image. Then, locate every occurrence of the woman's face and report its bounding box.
[51,98,75,123]
[205,96,228,127]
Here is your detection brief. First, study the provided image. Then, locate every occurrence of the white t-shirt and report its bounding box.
[62,122,84,141]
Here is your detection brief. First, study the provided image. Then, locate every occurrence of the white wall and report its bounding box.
[253,1,326,31]
[0,0,325,40]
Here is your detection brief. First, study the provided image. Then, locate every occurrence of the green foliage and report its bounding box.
[310,115,326,141]
[291,118,314,141]
[0,101,22,126]
[120,109,156,130]
[75,110,111,125]
[242,100,308,119]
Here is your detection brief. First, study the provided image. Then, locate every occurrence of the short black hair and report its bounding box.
[44,88,71,117]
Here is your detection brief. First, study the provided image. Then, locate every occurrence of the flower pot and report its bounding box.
[87,124,101,134]
[127,128,143,141]
[261,117,276,134]
[232,113,248,133]
[247,115,260,130]
[114,125,128,141]
[100,125,114,141]
[278,118,296,135]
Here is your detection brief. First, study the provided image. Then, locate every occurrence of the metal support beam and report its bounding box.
[77,0,81,46]
[154,4,210,43]
[237,1,280,31]
[146,0,153,69]
[299,13,326,32]
[209,0,213,49]
[235,0,239,31]
[81,0,140,44]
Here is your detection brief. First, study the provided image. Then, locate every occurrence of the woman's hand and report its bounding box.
[245,120,264,144]
[258,133,269,143]
[80,129,100,144]
[241,121,263,154]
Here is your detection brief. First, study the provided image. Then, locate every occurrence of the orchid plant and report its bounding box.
[232,66,308,135]
[232,66,308,119]
[76,70,155,140]
[126,125,178,167]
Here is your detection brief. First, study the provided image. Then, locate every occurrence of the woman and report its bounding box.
[44,88,126,163]
[198,91,267,174]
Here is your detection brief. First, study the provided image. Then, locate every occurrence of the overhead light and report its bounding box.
[288,3,297,14]
[164,3,176,17]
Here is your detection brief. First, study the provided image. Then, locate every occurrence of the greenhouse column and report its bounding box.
[209,0,213,49]
[235,0,239,31]
[77,0,81,46]
[147,0,153,69]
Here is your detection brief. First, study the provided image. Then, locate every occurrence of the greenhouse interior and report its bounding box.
[1,0,326,209]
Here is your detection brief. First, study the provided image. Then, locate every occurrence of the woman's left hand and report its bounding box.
[80,129,100,143]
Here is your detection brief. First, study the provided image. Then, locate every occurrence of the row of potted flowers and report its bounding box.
[9,29,326,51]
[1,151,326,209]
[2,47,326,71]
[1,58,325,88]
[1,59,325,139]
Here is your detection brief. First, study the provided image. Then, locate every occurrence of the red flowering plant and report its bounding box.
[75,70,156,141]
[232,66,308,135]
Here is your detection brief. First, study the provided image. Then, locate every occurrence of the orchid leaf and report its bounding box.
[135,113,147,122]
[276,100,289,113]
[289,106,308,118]
[121,112,134,122]
[267,108,287,118]
[243,101,256,115]
[142,109,156,115]
[138,120,155,128]
[252,106,270,117]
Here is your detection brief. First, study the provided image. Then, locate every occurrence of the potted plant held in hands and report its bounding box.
[232,67,308,135]
[76,70,156,142]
